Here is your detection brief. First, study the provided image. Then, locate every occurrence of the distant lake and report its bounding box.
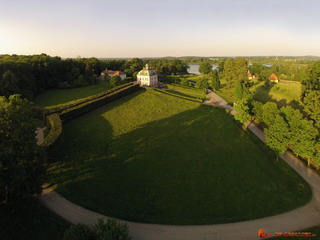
[188,64,218,75]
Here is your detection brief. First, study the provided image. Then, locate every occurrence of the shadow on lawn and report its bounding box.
[48,99,310,224]
[253,83,302,109]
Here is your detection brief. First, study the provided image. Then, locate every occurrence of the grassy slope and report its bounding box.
[32,80,112,108]
[50,89,311,225]
[0,200,70,240]
[251,81,302,108]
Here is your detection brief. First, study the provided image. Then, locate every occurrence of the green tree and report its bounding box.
[0,70,20,97]
[208,69,220,92]
[252,100,264,123]
[303,90,320,129]
[265,114,290,156]
[63,224,94,240]
[0,95,45,205]
[199,61,212,74]
[222,58,236,95]
[233,98,253,126]
[234,80,250,102]
[195,77,209,89]
[110,75,121,87]
[262,102,279,126]
[74,75,88,87]
[234,58,248,83]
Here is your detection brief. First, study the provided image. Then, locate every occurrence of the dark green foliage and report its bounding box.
[198,61,212,74]
[195,77,209,89]
[0,200,70,240]
[303,61,320,91]
[110,75,121,87]
[303,90,320,128]
[233,97,253,124]
[208,70,220,91]
[234,80,250,102]
[252,100,264,123]
[0,95,45,204]
[0,70,20,97]
[41,114,62,147]
[148,59,188,75]
[92,218,131,240]
[261,102,279,126]
[63,224,94,240]
[74,75,89,87]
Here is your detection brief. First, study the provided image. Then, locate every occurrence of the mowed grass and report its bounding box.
[49,89,311,225]
[251,81,302,108]
[166,84,206,99]
[32,80,112,109]
[0,200,70,240]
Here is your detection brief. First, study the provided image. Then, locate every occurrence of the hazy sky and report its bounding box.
[0,0,319,58]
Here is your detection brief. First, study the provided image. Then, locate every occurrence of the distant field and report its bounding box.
[50,89,310,225]
[32,80,112,108]
[216,80,302,109]
[251,81,302,108]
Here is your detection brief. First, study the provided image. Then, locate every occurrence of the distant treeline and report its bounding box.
[0,54,188,98]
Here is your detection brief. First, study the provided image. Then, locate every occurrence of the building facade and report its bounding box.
[101,70,126,80]
[137,64,158,87]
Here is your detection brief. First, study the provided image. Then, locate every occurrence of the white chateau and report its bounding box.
[137,64,158,87]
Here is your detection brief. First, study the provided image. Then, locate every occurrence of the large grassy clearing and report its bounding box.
[32,80,112,109]
[50,89,311,225]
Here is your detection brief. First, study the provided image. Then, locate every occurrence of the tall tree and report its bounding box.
[303,90,320,129]
[222,58,236,95]
[0,70,20,97]
[234,80,250,102]
[199,61,212,74]
[208,69,220,92]
[0,95,45,205]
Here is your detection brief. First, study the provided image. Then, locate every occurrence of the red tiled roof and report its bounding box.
[247,72,253,78]
[269,73,280,81]
[103,70,126,76]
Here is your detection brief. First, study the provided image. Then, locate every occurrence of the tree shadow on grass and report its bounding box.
[49,102,311,225]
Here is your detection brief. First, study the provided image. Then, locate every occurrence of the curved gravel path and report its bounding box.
[39,91,320,240]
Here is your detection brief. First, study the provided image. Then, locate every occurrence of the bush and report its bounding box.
[41,113,62,147]
[92,218,131,240]
[63,224,95,240]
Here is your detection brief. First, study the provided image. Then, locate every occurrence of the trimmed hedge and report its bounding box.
[49,82,135,113]
[167,83,204,92]
[60,84,140,122]
[41,113,62,147]
[154,88,203,103]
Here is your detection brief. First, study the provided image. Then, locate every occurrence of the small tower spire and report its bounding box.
[145,64,149,70]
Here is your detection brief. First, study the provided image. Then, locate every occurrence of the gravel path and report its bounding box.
[39,91,320,240]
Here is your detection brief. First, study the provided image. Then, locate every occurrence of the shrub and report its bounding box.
[63,224,95,240]
[92,218,131,240]
[41,113,62,147]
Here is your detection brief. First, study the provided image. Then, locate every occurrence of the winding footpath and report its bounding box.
[39,91,320,240]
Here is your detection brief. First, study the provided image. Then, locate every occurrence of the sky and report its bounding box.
[0,0,320,58]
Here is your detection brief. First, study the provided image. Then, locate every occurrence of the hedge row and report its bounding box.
[154,88,203,103]
[167,83,203,92]
[41,113,62,148]
[60,84,140,121]
[49,82,135,113]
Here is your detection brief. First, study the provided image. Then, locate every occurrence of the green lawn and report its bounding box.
[49,89,311,225]
[0,200,70,240]
[32,80,112,109]
[165,84,206,100]
[251,81,302,109]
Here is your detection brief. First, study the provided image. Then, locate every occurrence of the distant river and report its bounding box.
[188,64,218,75]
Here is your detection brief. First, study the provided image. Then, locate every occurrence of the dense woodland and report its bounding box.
[0,54,188,99]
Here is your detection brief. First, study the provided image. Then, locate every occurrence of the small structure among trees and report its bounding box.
[137,64,158,87]
[269,73,280,83]
[101,70,126,80]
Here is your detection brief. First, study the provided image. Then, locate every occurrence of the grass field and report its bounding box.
[251,81,302,108]
[217,80,302,108]
[32,80,112,109]
[49,89,311,225]
[165,84,206,100]
[0,200,70,240]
